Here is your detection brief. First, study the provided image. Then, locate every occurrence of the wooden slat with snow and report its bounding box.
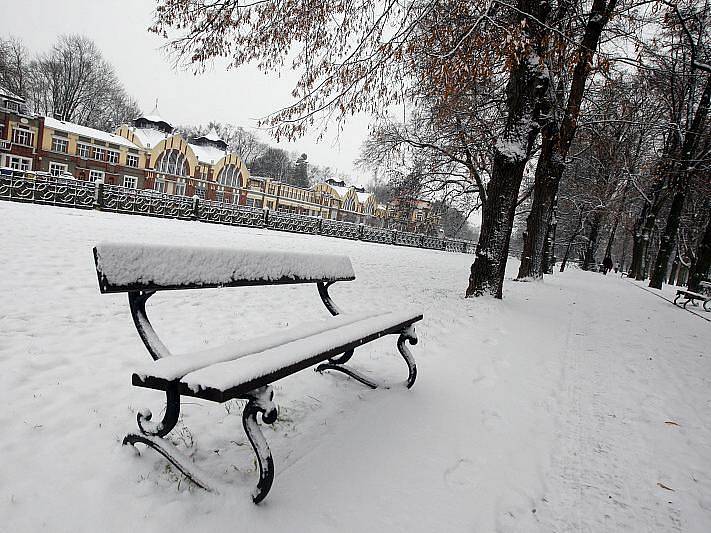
[94,242,355,293]
[134,310,421,402]
[92,243,422,504]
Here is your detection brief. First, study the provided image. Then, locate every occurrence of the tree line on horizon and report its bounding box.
[0,34,359,190]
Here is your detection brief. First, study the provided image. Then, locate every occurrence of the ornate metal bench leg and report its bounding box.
[316,360,379,389]
[398,325,418,389]
[316,348,380,389]
[122,433,217,492]
[674,293,681,306]
[136,384,181,437]
[243,386,278,504]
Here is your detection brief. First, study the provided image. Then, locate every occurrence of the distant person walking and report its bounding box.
[602,256,613,275]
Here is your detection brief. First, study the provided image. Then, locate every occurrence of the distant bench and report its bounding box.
[93,243,422,503]
[674,281,711,312]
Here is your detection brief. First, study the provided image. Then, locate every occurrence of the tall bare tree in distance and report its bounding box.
[0,34,140,131]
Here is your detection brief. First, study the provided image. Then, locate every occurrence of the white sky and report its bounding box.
[0,0,372,180]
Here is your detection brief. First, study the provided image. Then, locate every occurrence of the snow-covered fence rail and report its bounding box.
[102,185,194,219]
[198,199,264,228]
[0,175,95,209]
[394,230,423,247]
[266,210,321,234]
[321,218,361,240]
[0,174,476,255]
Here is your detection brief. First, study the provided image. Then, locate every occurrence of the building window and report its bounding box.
[107,150,119,165]
[217,164,241,187]
[154,179,166,193]
[12,127,34,147]
[216,190,224,203]
[89,170,104,182]
[93,147,106,161]
[126,154,139,168]
[122,175,137,188]
[76,143,90,158]
[194,186,205,199]
[51,137,68,153]
[49,162,68,177]
[7,155,32,171]
[155,149,188,177]
[174,181,186,196]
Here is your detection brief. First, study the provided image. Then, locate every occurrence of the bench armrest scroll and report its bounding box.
[129,291,172,360]
[317,281,342,316]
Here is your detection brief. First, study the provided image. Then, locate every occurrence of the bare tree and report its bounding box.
[0,36,30,96]
[23,35,140,130]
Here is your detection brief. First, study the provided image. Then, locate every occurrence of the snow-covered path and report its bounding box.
[537,275,711,532]
[0,201,709,532]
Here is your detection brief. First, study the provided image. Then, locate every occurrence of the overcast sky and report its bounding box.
[1,0,372,181]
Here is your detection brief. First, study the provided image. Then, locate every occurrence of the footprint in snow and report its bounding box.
[444,458,481,491]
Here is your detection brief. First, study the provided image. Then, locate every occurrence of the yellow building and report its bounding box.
[314,179,385,224]
[116,107,250,201]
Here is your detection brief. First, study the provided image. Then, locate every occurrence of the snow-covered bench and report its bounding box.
[92,243,422,503]
[674,288,711,311]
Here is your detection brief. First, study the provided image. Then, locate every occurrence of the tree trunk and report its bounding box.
[467,153,531,297]
[604,216,619,259]
[542,204,558,273]
[466,0,551,299]
[630,177,666,280]
[649,77,711,289]
[517,0,617,280]
[559,230,580,273]
[582,211,602,270]
[648,189,686,288]
[669,254,680,286]
[688,215,711,291]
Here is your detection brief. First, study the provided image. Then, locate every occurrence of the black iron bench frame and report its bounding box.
[93,247,421,503]
[674,289,711,311]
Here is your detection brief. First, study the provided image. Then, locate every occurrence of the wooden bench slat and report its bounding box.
[94,243,355,293]
[137,311,393,382]
[676,289,710,300]
[133,310,422,402]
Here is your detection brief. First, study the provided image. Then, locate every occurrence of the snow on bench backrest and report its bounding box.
[94,242,355,293]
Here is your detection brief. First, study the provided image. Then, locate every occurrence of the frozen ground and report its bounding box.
[1,201,710,533]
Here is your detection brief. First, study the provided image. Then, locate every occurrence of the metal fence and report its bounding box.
[0,174,476,254]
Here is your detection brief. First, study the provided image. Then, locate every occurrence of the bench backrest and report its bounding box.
[94,242,355,294]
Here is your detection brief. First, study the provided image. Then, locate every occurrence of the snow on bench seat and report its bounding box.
[94,242,355,293]
[134,309,422,401]
[677,290,710,300]
[136,311,384,382]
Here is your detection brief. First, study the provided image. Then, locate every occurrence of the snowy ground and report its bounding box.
[1,201,710,533]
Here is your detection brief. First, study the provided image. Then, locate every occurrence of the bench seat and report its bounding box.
[135,309,422,402]
[137,310,384,382]
[677,290,709,300]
